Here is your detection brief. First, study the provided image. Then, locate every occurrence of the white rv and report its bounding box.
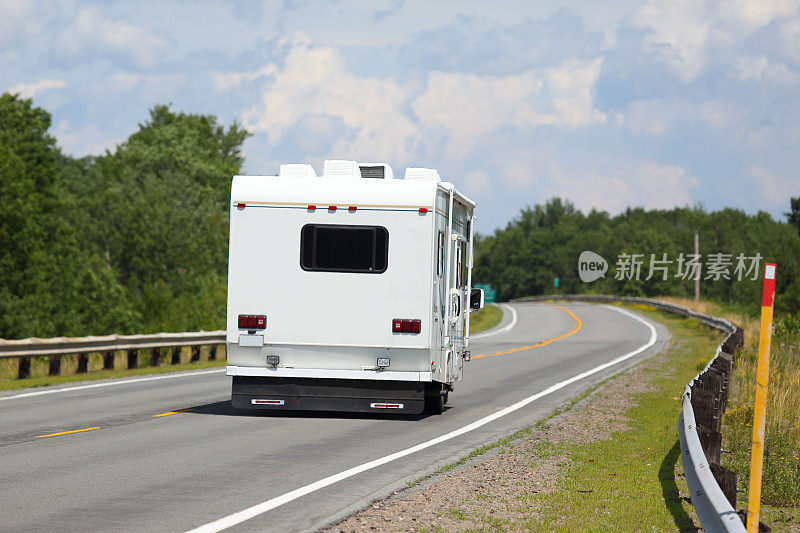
[225,160,481,414]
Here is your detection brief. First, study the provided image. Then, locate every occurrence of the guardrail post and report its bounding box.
[711,463,737,508]
[77,353,89,373]
[697,426,722,464]
[171,347,181,365]
[18,357,31,379]
[48,355,61,376]
[208,344,217,361]
[103,351,115,370]
[190,346,200,363]
[150,347,161,367]
[127,349,138,369]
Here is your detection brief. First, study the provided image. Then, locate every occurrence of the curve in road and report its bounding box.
[0,303,669,532]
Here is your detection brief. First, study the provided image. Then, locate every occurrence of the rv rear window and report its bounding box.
[300,224,388,273]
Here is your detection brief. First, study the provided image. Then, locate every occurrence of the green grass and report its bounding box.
[0,347,226,392]
[521,310,720,530]
[468,304,503,334]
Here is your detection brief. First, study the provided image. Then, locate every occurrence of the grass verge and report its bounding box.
[469,304,503,334]
[524,308,724,530]
[659,297,800,515]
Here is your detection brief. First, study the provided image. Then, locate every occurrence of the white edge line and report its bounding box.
[471,303,517,339]
[186,305,658,533]
[0,368,227,402]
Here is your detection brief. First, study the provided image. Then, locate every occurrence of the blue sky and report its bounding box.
[3,0,799,232]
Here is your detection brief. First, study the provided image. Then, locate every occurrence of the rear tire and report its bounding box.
[425,389,445,415]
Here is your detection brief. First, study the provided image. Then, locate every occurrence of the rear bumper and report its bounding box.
[226,365,432,382]
[231,376,426,414]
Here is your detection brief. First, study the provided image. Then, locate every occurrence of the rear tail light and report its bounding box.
[392,318,421,334]
[238,314,266,330]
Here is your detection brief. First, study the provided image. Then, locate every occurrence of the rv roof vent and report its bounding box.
[323,160,360,178]
[359,164,394,180]
[404,168,441,182]
[279,164,316,178]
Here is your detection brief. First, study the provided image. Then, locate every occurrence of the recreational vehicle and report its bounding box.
[225,160,481,414]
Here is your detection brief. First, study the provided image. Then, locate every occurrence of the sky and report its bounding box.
[2,0,799,232]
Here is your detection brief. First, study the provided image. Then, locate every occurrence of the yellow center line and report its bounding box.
[37,427,99,438]
[152,408,194,418]
[472,304,582,360]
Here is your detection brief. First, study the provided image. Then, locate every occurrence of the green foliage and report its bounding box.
[0,95,248,338]
[0,94,139,338]
[474,198,800,315]
[787,197,800,238]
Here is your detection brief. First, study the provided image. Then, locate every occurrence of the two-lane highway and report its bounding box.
[0,303,669,532]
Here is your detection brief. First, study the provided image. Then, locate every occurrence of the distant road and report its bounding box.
[0,303,668,532]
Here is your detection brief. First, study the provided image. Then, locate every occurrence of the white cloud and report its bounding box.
[414,58,606,158]
[561,158,699,213]
[626,98,743,137]
[494,148,698,213]
[746,165,800,206]
[734,54,800,85]
[718,0,799,32]
[243,41,607,163]
[9,78,66,98]
[0,0,44,45]
[462,169,493,197]
[635,0,800,81]
[634,0,714,81]
[243,37,421,163]
[211,65,278,93]
[56,8,169,67]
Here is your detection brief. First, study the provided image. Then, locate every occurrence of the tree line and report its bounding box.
[1,93,248,338]
[1,93,798,339]
[473,198,800,315]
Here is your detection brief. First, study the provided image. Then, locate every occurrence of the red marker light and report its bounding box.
[308,205,316,210]
[328,205,337,211]
[419,208,428,214]
[238,314,266,330]
[348,206,357,212]
[237,202,246,209]
[392,319,421,333]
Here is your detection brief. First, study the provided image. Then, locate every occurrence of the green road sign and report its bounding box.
[474,284,496,304]
[554,277,559,288]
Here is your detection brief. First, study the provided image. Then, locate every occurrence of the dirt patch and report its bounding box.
[328,344,681,532]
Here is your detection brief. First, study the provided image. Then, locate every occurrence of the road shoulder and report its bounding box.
[328,307,720,532]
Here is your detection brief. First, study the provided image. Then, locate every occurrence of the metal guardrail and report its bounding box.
[0,331,226,379]
[0,331,226,357]
[518,295,746,533]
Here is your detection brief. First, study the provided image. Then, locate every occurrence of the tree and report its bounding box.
[787,197,800,237]
[68,105,251,331]
[0,93,138,338]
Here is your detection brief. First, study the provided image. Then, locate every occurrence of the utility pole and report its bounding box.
[694,231,700,301]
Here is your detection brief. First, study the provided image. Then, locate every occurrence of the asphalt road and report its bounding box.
[0,303,669,532]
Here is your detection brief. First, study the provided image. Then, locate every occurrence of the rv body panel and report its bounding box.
[226,162,475,413]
